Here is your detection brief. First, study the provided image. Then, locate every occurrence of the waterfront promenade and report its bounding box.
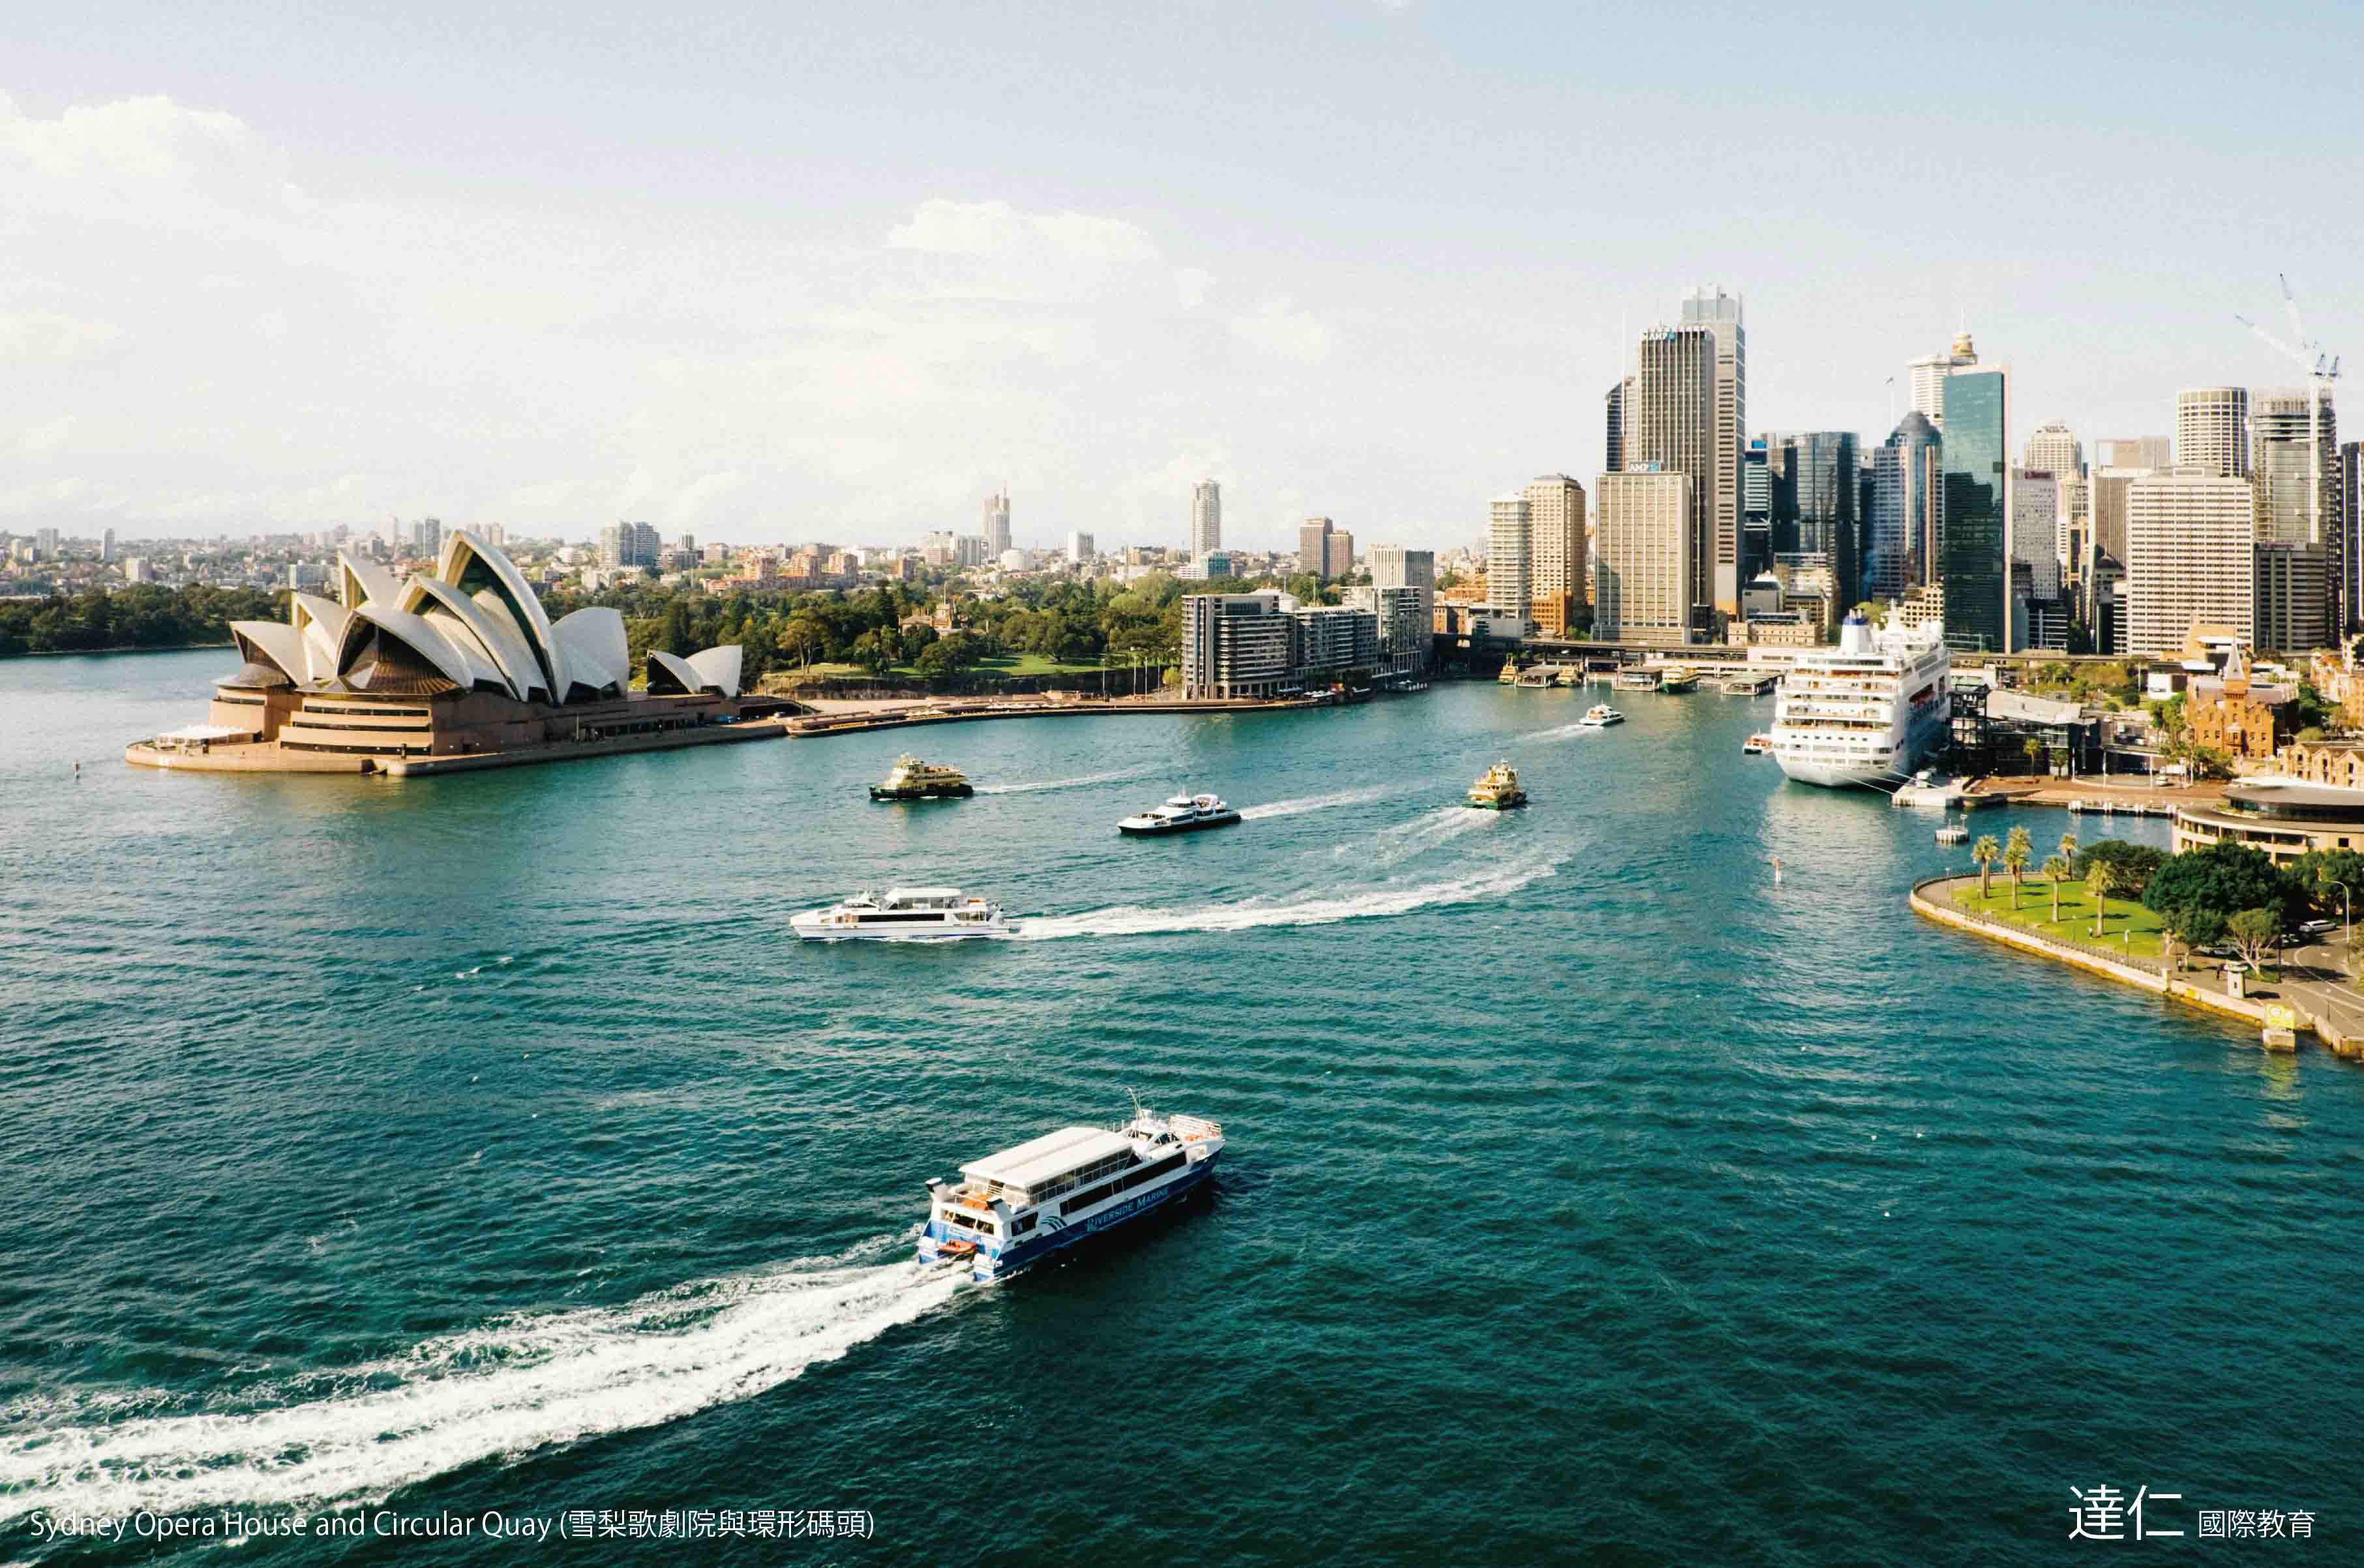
[784,688,1377,737]
[1912,872,2364,1058]
[1962,775,2229,814]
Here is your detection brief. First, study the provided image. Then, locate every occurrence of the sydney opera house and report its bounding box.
[127,531,773,775]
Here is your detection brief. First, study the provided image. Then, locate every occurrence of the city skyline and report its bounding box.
[3,4,2359,552]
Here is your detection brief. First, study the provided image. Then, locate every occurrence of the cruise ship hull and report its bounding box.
[920,1155,1216,1282]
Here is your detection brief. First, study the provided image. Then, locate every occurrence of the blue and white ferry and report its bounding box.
[919,1104,1225,1282]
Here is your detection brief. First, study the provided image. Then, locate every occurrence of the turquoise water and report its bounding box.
[4,651,2361,1565]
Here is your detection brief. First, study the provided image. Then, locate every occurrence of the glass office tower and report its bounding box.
[1940,367,2011,651]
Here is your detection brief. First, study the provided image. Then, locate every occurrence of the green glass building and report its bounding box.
[1939,366,2011,651]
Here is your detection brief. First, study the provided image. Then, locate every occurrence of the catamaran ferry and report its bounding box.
[1769,611,1951,788]
[790,887,1011,940]
[920,1104,1225,1281]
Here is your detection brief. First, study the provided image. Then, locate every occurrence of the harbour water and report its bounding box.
[6,650,2364,1563]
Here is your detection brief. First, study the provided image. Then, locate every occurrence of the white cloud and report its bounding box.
[1229,297,1332,362]
[0,311,124,364]
[889,198,1159,263]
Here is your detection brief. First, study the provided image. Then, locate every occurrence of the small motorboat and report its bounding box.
[1743,733,1773,755]
[1578,705,1624,728]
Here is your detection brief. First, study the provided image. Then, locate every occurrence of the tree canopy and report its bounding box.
[2142,842,2303,925]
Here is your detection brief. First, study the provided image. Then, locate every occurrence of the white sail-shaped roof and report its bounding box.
[290,593,352,683]
[336,551,400,610]
[552,607,629,700]
[230,620,307,684]
[685,645,743,699]
[646,649,701,696]
[438,531,566,702]
[397,576,546,702]
[333,602,479,692]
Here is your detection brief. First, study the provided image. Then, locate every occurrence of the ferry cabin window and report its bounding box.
[1059,1151,1188,1217]
[1011,1215,1038,1235]
[946,1211,996,1235]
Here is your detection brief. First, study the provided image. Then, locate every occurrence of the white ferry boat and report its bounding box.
[1578,705,1624,728]
[1769,612,1951,788]
[1118,792,1242,835]
[920,1102,1225,1281]
[790,887,1011,940]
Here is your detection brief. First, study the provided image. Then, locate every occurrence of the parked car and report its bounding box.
[2299,919,2337,937]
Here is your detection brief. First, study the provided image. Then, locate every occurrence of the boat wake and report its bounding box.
[0,1245,959,1524]
[1356,805,1503,865]
[974,767,1147,795]
[1014,859,1562,941]
[1525,720,1605,743]
[1238,785,1396,820]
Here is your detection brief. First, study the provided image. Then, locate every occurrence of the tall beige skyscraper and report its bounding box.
[1909,333,1977,425]
[1523,474,1587,608]
[1190,480,1221,557]
[1298,516,1335,575]
[2026,421,2082,478]
[1370,546,1436,638]
[1488,494,1533,621]
[1632,323,1716,632]
[983,492,1011,556]
[2123,471,2256,656]
[1680,288,1745,614]
[1324,529,1354,578]
[2101,436,2172,469]
[2176,387,2250,479]
[1593,471,1694,645]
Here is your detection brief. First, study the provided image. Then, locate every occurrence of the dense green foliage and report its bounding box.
[2288,848,2364,920]
[2070,838,2167,893]
[2142,842,2303,926]
[0,585,288,657]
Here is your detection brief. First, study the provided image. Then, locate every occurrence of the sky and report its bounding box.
[3,1,2359,554]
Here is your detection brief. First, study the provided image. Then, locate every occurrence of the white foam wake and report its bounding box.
[974,767,1146,795]
[1356,805,1503,865]
[1238,785,1396,820]
[0,1251,959,1523]
[1014,859,1562,941]
[1525,720,1604,743]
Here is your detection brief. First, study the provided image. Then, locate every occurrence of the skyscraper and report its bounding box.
[1488,495,1533,623]
[2124,471,2257,657]
[1593,471,1694,645]
[1191,480,1221,558]
[1680,288,1746,613]
[1939,364,2012,651]
[1298,517,1335,575]
[1523,474,1587,611]
[2025,421,2082,479]
[1370,546,1436,649]
[1324,529,1354,578]
[100,527,115,563]
[1633,323,1716,631]
[2176,387,2249,479]
[1741,439,1773,578]
[1868,413,1941,601]
[983,492,1011,557]
[2344,442,2364,636]
[2252,387,2339,649]
[2011,469,2061,597]
[1604,376,1634,475]
[1067,529,1095,561]
[2101,436,2173,469]
[1909,333,1977,425]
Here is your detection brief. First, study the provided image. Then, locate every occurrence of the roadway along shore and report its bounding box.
[1909,872,2364,1059]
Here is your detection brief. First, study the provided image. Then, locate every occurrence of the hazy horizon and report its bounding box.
[5,1,2357,554]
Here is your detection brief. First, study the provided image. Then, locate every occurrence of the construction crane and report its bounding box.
[2235,274,2341,555]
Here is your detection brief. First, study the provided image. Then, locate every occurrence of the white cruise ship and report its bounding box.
[1769,612,1951,788]
[920,1104,1225,1281]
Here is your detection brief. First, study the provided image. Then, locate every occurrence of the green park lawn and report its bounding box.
[1951,876,2168,960]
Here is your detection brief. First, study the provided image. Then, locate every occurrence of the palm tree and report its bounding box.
[1971,835,2000,900]
[2043,855,2071,922]
[2058,830,2079,873]
[2088,858,2125,939]
[2003,826,2033,908]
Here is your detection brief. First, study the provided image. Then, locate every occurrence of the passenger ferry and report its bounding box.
[1612,667,1662,692]
[869,755,974,800]
[1467,760,1527,809]
[1742,733,1773,756]
[1578,704,1624,728]
[1118,792,1242,835]
[920,1102,1226,1281]
[1769,612,1951,788]
[790,887,1011,940]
